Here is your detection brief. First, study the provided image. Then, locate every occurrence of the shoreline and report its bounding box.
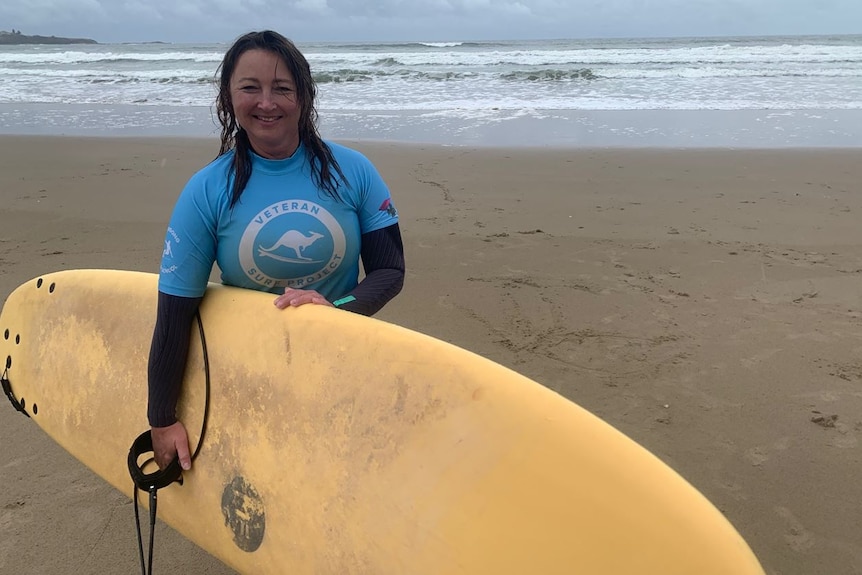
[1,105,861,148]
[5,131,862,150]
[1,136,861,574]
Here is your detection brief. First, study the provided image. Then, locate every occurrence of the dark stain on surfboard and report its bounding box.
[221,476,266,552]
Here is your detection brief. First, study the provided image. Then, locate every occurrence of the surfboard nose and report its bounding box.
[1,273,60,418]
[2,292,31,417]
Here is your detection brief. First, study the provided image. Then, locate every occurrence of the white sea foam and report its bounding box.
[1,35,860,144]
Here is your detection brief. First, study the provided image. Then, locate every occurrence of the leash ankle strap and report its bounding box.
[128,430,183,575]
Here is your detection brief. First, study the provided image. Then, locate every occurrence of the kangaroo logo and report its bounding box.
[239,200,346,290]
[258,230,324,262]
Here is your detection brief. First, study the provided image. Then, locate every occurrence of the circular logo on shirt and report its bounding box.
[239,200,346,290]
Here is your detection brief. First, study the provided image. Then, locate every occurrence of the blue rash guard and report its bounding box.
[158,141,398,300]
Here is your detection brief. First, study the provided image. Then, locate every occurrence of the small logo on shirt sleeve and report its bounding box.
[161,227,181,274]
[379,198,397,217]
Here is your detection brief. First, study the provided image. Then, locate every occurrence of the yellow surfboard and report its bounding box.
[1,269,764,574]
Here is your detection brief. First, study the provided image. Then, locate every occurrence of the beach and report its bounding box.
[0,135,860,573]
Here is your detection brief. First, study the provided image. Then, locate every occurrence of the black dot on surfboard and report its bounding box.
[3,329,7,340]
[49,283,56,293]
[15,334,19,345]
[5,356,10,369]
[36,278,43,288]
[221,476,265,553]
[32,404,37,415]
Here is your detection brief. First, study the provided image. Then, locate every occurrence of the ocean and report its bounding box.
[1,35,861,147]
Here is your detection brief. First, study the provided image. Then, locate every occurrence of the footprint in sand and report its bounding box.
[740,348,784,368]
[715,479,749,501]
[744,447,769,466]
[830,430,858,449]
[744,437,791,466]
[0,540,11,572]
[774,506,815,552]
[436,295,455,309]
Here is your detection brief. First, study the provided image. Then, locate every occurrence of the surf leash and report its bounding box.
[2,364,30,417]
[127,310,211,575]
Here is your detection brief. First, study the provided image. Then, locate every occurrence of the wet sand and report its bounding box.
[1,136,861,574]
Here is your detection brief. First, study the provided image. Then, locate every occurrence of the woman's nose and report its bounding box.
[257,90,278,109]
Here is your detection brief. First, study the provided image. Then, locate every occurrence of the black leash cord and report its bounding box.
[133,486,159,575]
[131,310,211,575]
[2,367,29,417]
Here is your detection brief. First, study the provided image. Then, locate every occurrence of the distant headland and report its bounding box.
[0,29,97,45]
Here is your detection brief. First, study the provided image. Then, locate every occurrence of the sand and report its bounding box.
[1,135,861,574]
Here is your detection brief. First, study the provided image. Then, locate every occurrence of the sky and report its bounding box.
[1,0,859,44]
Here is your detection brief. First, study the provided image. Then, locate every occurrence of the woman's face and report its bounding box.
[230,49,301,159]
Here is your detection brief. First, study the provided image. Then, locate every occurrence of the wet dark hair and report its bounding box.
[215,30,345,206]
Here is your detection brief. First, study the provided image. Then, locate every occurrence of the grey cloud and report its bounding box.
[0,0,858,43]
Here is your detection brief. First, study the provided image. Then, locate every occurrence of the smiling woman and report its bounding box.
[229,49,301,159]
[146,30,406,480]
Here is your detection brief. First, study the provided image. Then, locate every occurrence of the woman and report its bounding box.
[148,30,405,470]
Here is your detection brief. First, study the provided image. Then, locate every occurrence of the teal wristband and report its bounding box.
[332,295,356,307]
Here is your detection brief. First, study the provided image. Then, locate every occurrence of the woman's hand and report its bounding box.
[151,421,192,471]
[274,287,334,309]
